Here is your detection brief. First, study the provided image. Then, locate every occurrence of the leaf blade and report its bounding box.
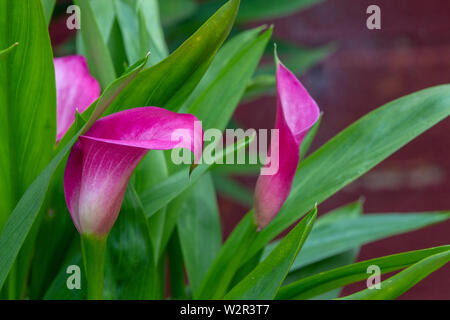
[276,245,450,300]
[224,208,317,300]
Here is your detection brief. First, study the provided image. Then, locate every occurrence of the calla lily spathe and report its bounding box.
[55,56,203,236]
[54,55,101,142]
[254,61,320,230]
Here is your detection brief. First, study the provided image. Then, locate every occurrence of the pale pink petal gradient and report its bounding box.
[54,55,100,142]
[254,62,320,229]
[64,107,203,235]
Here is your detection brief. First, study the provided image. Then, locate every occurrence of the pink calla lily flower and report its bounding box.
[54,56,101,142]
[55,56,203,236]
[254,61,320,230]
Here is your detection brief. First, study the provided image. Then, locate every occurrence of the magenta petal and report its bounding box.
[54,55,100,142]
[64,107,203,235]
[254,62,320,229]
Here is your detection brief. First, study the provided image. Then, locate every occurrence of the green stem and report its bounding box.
[81,234,107,300]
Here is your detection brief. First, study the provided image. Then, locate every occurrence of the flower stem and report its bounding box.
[81,234,107,300]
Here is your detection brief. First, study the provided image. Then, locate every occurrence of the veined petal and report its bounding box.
[55,55,100,142]
[64,107,203,236]
[254,62,320,229]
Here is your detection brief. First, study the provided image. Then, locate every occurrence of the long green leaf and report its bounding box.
[74,0,117,88]
[138,0,168,65]
[90,0,116,40]
[106,0,240,114]
[299,113,322,161]
[263,212,450,271]
[339,249,450,300]
[41,0,56,24]
[196,213,258,299]
[237,0,323,22]
[104,186,158,299]
[213,174,253,207]
[159,0,197,26]
[0,0,56,230]
[0,132,80,290]
[225,208,317,300]
[43,239,86,300]
[282,201,362,299]
[276,246,450,300]
[178,173,222,295]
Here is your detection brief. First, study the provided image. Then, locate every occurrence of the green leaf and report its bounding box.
[224,208,317,300]
[90,0,116,40]
[136,134,255,267]
[181,26,271,131]
[236,0,323,22]
[213,174,253,207]
[299,113,322,161]
[104,186,158,299]
[178,173,222,295]
[211,162,260,176]
[138,0,169,65]
[159,0,198,26]
[263,211,450,272]
[275,245,450,300]
[0,0,56,231]
[75,0,118,71]
[29,186,77,299]
[339,249,450,300]
[139,131,254,219]
[41,0,56,24]
[244,44,332,101]
[286,250,359,299]
[43,239,86,300]
[74,0,117,88]
[246,84,450,263]
[0,55,147,291]
[282,201,362,299]
[196,213,258,299]
[106,0,240,114]
[136,151,169,260]
[167,231,187,299]
[114,0,142,65]
[0,131,80,290]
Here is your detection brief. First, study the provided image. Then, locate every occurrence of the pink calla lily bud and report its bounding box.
[254,61,320,230]
[64,107,203,236]
[54,55,100,142]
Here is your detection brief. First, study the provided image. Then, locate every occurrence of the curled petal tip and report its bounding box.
[254,60,320,230]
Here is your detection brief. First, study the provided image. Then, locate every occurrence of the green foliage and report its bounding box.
[225,208,317,299]
[277,246,450,300]
[0,0,449,301]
